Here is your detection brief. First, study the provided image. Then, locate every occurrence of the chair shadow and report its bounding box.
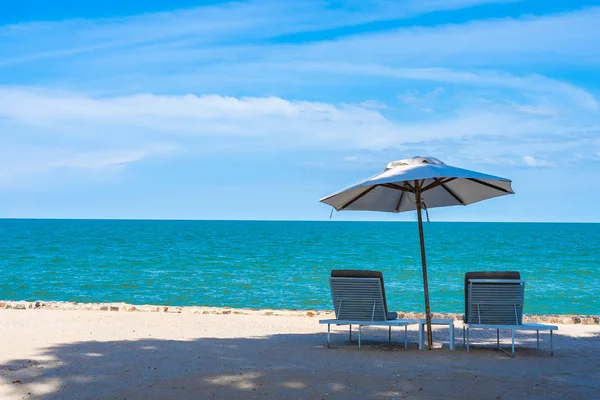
[1,326,599,400]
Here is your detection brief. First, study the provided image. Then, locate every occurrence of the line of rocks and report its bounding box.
[1,300,598,324]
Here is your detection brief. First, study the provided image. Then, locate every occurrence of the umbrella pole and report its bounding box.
[415,185,433,350]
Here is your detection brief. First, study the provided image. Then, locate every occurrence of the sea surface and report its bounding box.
[0,219,598,315]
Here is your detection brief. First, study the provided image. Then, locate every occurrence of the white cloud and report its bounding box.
[0,0,516,67]
[287,7,600,66]
[398,90,419,104]
[397,86,445,111]
[1,2,598,184]
[0,87,388,133]
[517,105,558,116]
[1,86,595,151]
[294,64,597,111]
[522,155,555,167]
[0,86,598,187]
[0,144,176,186]
[357,100,389,109]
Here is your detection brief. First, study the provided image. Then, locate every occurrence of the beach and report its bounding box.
[1,307,599,400]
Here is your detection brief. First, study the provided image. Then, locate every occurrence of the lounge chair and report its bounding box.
[463,271,558,356]
[319,270,417,350]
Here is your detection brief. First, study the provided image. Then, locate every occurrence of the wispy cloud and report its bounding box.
[1,1,599,188]
[516,105,558,116]
[291,64,598,110]
[0,143,176,186]
[1,87,596,160]
[0,0,518,67]
[522,155,554,167]
[286,7,600,66]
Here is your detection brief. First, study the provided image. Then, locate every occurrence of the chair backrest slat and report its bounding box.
[467,279,525,325]
[330,277,387,321]
[464,271,520,322]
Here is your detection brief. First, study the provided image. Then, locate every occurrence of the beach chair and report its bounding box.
[463,271,558,356]
[319,270,417,351]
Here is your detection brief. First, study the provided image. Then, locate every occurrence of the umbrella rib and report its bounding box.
[467,178,511,193]
[440,182,465,205]
[381,183,413,193]
[394,190,405,213]
[338,186,377,210]
[422,177,456,192]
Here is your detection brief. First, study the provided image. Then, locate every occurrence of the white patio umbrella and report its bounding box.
[319,156,514,349]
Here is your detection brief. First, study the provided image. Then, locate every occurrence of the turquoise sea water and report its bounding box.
[0,219,598,315]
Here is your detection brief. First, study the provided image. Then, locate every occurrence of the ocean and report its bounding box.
[0,219,598,315]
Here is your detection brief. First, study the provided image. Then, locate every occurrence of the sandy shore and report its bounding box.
[1,309,599,400]
[1,300,598,325]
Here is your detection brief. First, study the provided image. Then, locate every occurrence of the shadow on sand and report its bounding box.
[1,326,599,400]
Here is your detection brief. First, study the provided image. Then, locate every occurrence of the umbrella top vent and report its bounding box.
[385,156,444,170]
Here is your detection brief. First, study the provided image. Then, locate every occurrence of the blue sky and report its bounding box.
[1,0,599,222]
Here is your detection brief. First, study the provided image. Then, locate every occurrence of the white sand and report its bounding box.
[1,309,599,400]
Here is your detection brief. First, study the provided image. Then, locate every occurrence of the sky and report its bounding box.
[1,0,599,222]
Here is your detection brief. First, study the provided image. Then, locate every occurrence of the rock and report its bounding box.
[15,303,27,310]
[100,306,109,311]
[221,310,232,315]
[306,311,315,317]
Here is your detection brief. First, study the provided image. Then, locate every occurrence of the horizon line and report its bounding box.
[0,217,598,224]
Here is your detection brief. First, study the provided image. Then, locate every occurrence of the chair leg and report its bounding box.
[466,327,470,352]
[463,326,465,349]
[389,326,392,342]
[536,330,540,350]
[550,330,554,356]
[418,323,423,350]
[511,329,515,356]
[449,323,455,350]
[327,324,330,348]
[349,325,352,342]
[496,329,500,349]
[404,325,408,351]
[358,325,362,351]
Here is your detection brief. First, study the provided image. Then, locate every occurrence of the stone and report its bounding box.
[306,311,315,317]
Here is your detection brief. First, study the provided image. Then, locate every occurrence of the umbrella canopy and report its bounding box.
[319,156,514,349]
[320,156,513,213]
